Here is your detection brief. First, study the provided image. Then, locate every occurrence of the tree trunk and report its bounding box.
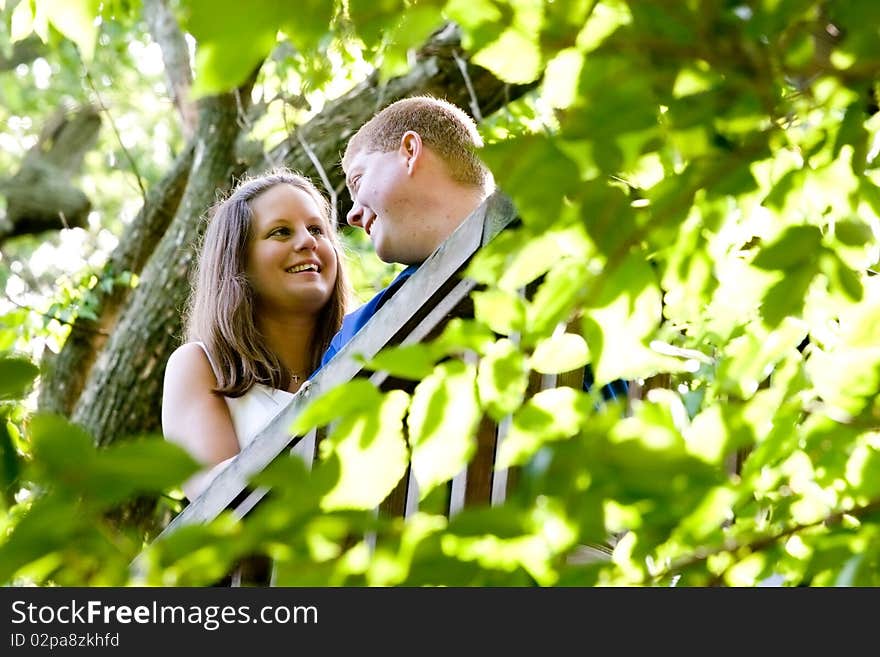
[71,88,249,444]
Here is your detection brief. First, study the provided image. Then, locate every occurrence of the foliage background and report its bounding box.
[1,0,879,586]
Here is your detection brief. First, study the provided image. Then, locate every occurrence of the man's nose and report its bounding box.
[346,201,364,228]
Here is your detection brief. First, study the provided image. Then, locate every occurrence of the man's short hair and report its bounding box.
[343,96,491,191]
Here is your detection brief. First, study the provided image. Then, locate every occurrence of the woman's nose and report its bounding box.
[293,228,318,249]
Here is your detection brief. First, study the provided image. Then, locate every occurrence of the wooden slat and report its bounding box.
[464,415,499,507]
[491,415,512,506]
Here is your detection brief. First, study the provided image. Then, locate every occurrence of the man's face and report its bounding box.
[344,145,438,265]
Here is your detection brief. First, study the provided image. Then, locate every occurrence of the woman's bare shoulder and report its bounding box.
[165,342,215,383]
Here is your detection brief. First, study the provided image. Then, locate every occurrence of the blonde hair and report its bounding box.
[185,169,350,397]
[343,95,491,191]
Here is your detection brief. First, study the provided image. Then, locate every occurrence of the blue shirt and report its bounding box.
[317,265,418,372]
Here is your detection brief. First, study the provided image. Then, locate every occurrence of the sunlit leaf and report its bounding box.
[318,390,410,510]
[474,28,540,84]
[582,251,685,384]
[37,0,100,60]
[432,318,496,357]
[497,387,588,468]
[530,332,589,375]
[845,444,880,502]
[364,343,437,380]
[472,288,526,336]
[409,361,480,498]
[290,379,382,434]
[184,0,284,96]
[526,260,589,341]
[477,338,527,420]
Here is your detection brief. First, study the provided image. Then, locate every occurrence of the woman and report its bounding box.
[162,169,350,500]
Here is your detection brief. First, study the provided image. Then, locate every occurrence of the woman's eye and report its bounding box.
[269,227,290,237]
[308,225,324,236]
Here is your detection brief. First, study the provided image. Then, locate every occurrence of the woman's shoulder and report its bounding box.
[168,341,209,362]
[165,342,216,382]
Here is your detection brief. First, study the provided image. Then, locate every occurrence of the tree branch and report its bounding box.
[143,0,197,138]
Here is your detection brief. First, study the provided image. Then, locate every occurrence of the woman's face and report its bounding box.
[245,183,338,315]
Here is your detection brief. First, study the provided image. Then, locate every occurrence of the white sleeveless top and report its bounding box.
[195,342,295,449]
[189,342,294,496]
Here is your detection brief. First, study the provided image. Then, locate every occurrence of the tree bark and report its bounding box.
[0,105,101,243]
[143,0,198,138]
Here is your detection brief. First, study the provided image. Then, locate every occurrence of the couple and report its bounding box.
[162,96,492,500]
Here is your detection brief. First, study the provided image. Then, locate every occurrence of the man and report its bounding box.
[319,95,492,367]
[318,95,626,402]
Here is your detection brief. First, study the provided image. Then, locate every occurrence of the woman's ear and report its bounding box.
[399,130,423,174]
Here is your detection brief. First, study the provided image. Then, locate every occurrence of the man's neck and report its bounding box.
[421,182,486,253]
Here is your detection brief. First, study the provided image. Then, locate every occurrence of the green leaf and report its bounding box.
[497,387,588,468]
[11,0,34,42]
[28,415,199,504]
[581,251,684,384]
[482,136,583,229]
[833,219,874,247]
[350,2,445,78]
[759,264,817,328]
[85,438,201,504]
[472,288,526,336]
[751,225,823,270]
[28,414,95,488]
[348,0,407,51]
[530,332,589,374]
[716,318,807,399]
[0,493,81,584]
[497,225,592,293]
[477,339,528,421]
[807,345,880,417]
[184,0,284,96]
[409,361,480,498]
[845,443,880,502]
[473,27,541,84]
[0,417,22,508]
[0,356,39,401]
[364,343,438,380]
[821,252,864,303]
[290,379,382,434]
[432,318,497,357]
[37,0,100,59]
[318,389,410,510]
[526,260,589,341]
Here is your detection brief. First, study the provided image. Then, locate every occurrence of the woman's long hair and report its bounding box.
[184,169,350,397]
